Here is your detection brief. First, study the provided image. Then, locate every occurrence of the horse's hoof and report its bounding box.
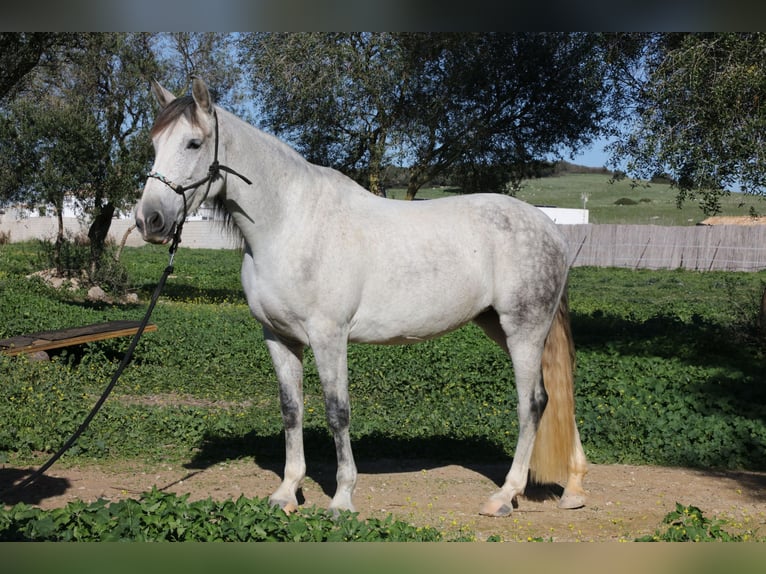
[270,498,299,514]
[558,493,586,510]
[479,498,514,517]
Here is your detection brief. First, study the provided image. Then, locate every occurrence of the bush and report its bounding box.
[650,172,675,185]
[91,253,130,296]
[36,233,90,278]
[35,233,130,296]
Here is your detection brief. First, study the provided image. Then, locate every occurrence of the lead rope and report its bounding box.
[0,238,180,498]
[2,166,192,499]
[1,106,251,500]
[3,190,192,498]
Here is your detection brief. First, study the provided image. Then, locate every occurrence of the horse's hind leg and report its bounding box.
[474,311,548,516]
[475,306,587,515]
[487,339,549,516]
[559,424,588,509]
[264,328,306,512]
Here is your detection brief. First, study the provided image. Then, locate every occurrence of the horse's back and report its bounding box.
[354,192,569,283]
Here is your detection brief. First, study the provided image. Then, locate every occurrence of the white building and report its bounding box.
[536,206,589,225]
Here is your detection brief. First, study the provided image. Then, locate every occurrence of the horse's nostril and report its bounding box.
[146,212,164,233]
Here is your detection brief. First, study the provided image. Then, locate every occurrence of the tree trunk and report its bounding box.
[759,285,766,338]
[367,134,386,197]
[87,202,115,279]
[405,182,419,201]
[405,169,429,201]
[368,171,384,196]
[54,207,64,275]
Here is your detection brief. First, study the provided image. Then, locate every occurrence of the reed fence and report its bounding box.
[561,224,766,272]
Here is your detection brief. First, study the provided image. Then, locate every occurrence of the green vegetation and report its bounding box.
[388,173,766,226]
[0,489,447,541]
[637,503,760,542]
[1,491,758,542]
[1,242,764,541]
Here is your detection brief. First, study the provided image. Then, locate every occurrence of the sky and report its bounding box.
[568,137,612,169]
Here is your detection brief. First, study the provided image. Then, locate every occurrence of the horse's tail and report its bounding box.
[529,285,577,484]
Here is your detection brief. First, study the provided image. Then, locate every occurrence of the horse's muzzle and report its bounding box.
[135,203,175,245]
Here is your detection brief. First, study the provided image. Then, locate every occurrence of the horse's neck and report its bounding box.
[218,109,362,241]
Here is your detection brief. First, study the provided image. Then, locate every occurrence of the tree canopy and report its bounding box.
[608,32,766,214]
[239,32,410,196]
[240,32,612,199]
[0,33,78,102]
[397,33,610,198]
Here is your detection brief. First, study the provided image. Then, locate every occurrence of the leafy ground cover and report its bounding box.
[636,502,760,542]
[1,242,765,540]
[0,490,756,542]
[0,488,447,541]
[3,244,763,470]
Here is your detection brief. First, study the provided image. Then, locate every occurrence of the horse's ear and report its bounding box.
[150,79,175,109]
[191,76,214,115]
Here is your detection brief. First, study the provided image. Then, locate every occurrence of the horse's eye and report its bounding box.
[187,139,202,150]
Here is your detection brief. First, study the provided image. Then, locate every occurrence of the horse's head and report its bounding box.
[136,77,222,244]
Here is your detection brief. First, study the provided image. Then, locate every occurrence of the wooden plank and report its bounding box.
[0,320,158,356]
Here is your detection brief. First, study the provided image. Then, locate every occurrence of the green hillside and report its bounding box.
[388,173,766,226]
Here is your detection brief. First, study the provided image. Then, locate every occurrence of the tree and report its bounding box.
[397,33,610,199]
[605,33,766,323]
[241,33,612,200]
[240,32,407,196]
[0,33,162,279]
[608,33,766,215]
[0,97,104,271]
[0,33,244,280]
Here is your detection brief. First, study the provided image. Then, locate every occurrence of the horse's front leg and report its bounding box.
[263,328,306,512]
[311,331,357,513]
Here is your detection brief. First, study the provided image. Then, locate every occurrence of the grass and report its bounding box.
[387,173,766,226]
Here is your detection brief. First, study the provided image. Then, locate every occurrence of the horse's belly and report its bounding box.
[345,237,496,344]
[348,287,487,344]
[349,322,470,345]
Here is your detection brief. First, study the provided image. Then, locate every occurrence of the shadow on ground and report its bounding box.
[0,468,71,506]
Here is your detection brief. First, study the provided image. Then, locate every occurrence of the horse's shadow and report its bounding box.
[184,429,564,505]
[0,432,562,509]
[0,468,71,506]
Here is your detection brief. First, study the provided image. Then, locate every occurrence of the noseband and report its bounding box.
[146,109,252,250]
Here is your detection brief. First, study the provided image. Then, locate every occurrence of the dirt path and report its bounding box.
[3,458,765,541]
